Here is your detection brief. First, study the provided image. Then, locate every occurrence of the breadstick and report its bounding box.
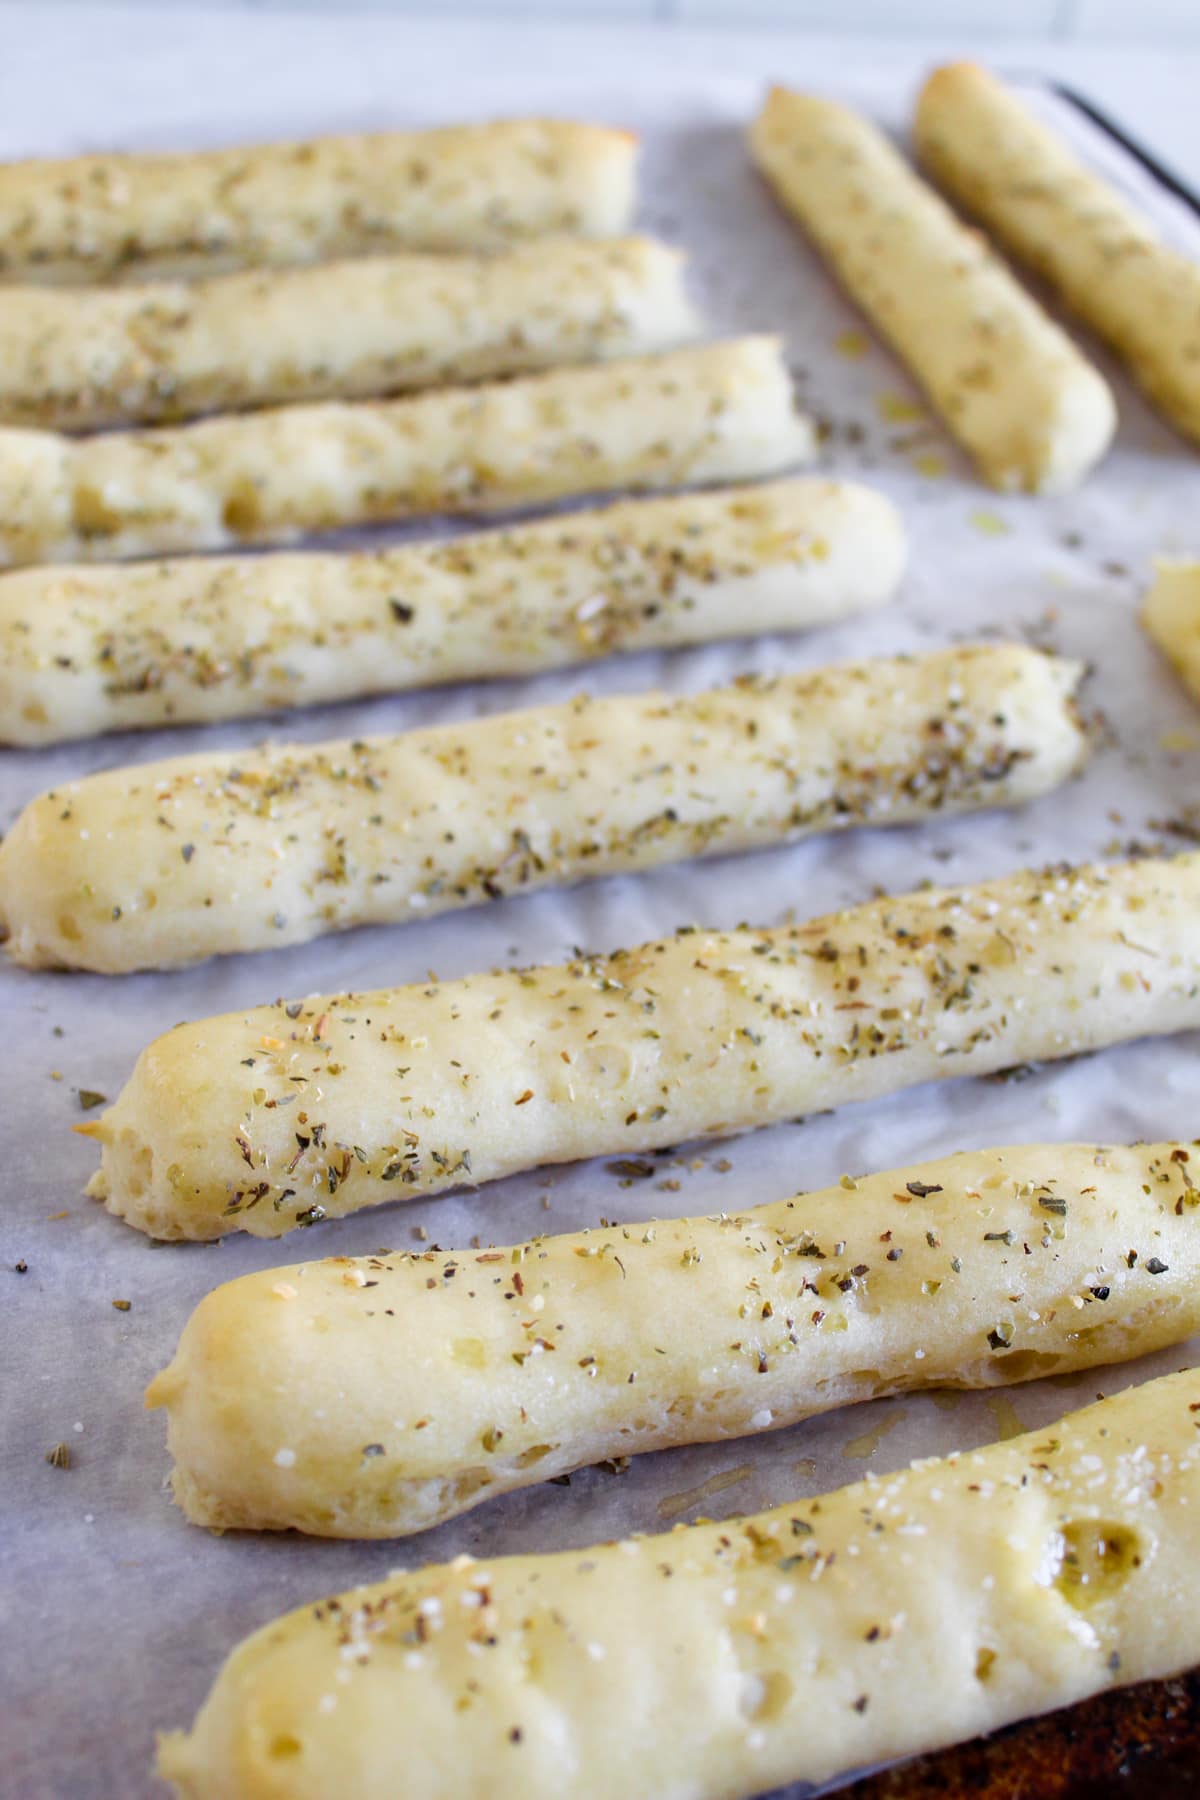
[0,119,637,286]
[0,237,699,433]
[148,1139,1200,1539]
[81,851,1200,1240]
[749,87,1115,493]
[0,478,904,747]
[156,1369,1200,1799]
[916,63,1200,444]
[0,338,815,567]
[0,645,1083,972]
[1142,559,1200,703]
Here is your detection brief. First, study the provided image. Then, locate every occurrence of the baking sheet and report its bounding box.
[4,19,1200,1799]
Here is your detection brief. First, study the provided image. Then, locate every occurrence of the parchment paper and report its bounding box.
[4,18,1200,1798]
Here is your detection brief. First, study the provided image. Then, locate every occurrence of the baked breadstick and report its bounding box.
[0,237,699,432]
[0,479,904,746]
[0,119,637,286]
[0,338,815,567]
[1142,560,1200,703]
[148,1139,1200,1539]
[749,87,1115,493]
[0,645,1084,972]
[157,1370,1200,1799]
[81,851,1200,1240]
[916,63,1200,444]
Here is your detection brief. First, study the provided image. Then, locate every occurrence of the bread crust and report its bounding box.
[0,644,1084,971]
[0,479,905,746]
[0,338,816,565]
[79,851,1200,1239]
[0,119,638,284]
[1143,559,1200,703]
[148,1138,1200,1538]
[916,62,1200,445]
[0,237,697,431]
[156,1369,1200,1799]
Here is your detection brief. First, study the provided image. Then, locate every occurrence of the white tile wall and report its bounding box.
[677,0,1067,33]
[229,0,662,11]
[1074,0,1200,36]
[4,0,1177,40]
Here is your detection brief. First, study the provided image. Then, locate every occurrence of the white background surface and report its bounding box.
[11,0,1200,50]
[3,8,1200,1798]
[3,6,1198,169]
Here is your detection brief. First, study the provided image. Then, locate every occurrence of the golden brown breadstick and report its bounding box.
[80,851,1200,1240]
[0,236,698,431]
[916,62,1200,444]
[0,118,637,285]
[1142,559,1200,703]
[0,479,906,747]
[0,338,815,566]
[157,1370,1200,1799]
[149,1138,1200,1538]
[0,644,1085,972]
[749,87,1115,493]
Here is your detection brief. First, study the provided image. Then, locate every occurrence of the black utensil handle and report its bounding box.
[1049,79,1200,219]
